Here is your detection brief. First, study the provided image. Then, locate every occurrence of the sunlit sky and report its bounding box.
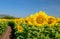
[0,0,60,17]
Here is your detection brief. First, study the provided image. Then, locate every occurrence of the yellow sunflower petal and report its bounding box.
[38,11,48,17]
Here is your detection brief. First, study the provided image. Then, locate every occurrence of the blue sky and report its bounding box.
[0,0,60,17]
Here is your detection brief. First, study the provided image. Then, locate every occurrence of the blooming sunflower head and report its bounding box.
[47,16,56,26]
[33,11,47,27]
[17,26,23,33]
[25,14,35,25]
[24,17,29,24]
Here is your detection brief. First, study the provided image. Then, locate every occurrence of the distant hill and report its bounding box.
[0,14,9,18]
[0,14,16,19]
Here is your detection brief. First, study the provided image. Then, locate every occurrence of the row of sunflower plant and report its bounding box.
[13,11,60,39]
[0,11,60,39]
[0,19,8,35]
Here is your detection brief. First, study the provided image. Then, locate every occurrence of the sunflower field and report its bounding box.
[0,11,60,39]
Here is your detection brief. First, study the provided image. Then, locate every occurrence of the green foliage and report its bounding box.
[8,21,15,27]
[0,20,8,35]
[14,22,60,39]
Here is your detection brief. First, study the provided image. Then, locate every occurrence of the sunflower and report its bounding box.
[24,17,28,24]
[25,14,34,25]
[17,26,23,33]
[56,18,60,23]
[14,18,24,24]
[18,18,24,23]
[33,11,47,27]
[47,16,56,26]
